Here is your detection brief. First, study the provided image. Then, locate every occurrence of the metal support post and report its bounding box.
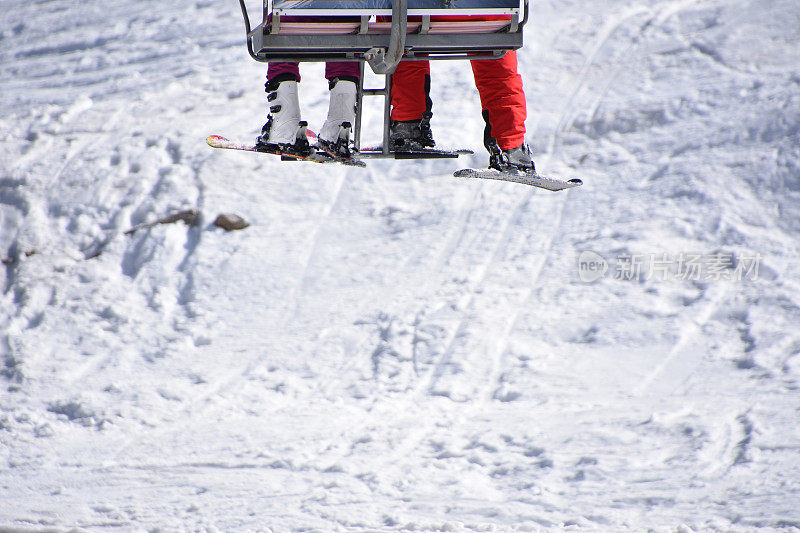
[354,61,366,152]
[382,73,392,156]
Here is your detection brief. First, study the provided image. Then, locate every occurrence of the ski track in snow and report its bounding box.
[2,0,800,530]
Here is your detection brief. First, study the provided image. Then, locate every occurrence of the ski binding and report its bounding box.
[206,134,366,167]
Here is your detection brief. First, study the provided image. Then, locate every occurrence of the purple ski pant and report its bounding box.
[268,62,360,82]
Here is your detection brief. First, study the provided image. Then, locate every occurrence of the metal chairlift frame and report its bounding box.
[236,0,530,158]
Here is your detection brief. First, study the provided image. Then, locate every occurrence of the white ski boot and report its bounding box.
[317,77,357,157]
[256,77,304,152]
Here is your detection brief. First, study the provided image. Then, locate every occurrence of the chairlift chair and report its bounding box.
[236,0,530,158]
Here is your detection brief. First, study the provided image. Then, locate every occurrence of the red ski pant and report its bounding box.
[390,51,527,150]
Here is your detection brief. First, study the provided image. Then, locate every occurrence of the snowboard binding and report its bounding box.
[486,138,536,174]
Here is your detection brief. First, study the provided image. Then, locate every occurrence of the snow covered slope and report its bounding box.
[1,0,799,530]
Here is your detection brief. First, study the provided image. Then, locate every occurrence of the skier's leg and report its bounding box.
[388,61,435,148]
[390,61,430,121]
[268,62,301,83]
[318,62,360,152]
[257,64,303,149]
[324,62,359,82]
[470,51,526,151]
[470,51,533,171]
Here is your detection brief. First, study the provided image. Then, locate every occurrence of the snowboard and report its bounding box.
[454,168,582,191]
[206,135,366,167]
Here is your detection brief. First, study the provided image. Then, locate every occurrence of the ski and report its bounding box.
[206,135,366,167]
[453,168,582,191]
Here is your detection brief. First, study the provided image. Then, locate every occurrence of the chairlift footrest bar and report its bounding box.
[358,147,473,159]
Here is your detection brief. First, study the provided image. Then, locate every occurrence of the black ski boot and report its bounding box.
[482,109,536,173]
[487,139,536,173]
[389,111,435,151]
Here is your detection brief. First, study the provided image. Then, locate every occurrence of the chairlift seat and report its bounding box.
[273,20,514,36]
[239,0,528,65]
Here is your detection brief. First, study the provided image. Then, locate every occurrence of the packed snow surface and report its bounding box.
[1,0,799,530]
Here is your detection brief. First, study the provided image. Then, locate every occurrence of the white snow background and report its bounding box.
[1,0,799,530]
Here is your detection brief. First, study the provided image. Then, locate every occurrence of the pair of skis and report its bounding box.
[206,134,582,192]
